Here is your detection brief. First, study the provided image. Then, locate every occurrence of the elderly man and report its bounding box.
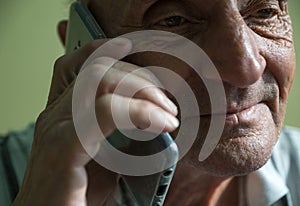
[1,0,299,205]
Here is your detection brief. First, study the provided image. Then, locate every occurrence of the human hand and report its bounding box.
[13,38,178,206]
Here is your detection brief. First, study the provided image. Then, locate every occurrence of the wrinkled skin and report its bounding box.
[13,0,295,206]
[89,0,295,175]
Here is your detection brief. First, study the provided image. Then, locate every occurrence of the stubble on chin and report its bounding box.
[180,108,281,177]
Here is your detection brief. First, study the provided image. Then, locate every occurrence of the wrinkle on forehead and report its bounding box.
[118,0,161,26]
[125,0,160,10]
[87,0,161,33]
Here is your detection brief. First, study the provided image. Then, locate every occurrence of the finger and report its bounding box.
[96,93,179,137]
[47,39,107,106]
[111,61,178,115]
[89,58,178,115]
[112,60,160,84]
[104,68,178,115]
[47,37,132,106]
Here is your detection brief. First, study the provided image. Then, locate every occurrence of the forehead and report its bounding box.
[86,0,216,16]
[86,0,288,26]
[86,0,258,13]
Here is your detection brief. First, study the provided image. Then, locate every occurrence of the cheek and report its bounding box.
[262,41,296,103]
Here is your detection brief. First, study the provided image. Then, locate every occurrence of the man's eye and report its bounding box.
[251,8,278,19]
[157,16,187,27]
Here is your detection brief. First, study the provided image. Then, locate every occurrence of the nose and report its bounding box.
[203,5,266,88]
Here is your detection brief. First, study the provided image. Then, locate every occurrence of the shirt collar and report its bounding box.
[245,158,289,206]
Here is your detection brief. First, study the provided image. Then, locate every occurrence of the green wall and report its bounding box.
[0,0,299,134]
[285,0,300,128]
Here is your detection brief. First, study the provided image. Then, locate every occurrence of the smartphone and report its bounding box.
[65,0,106,53]
[65,1,178,205]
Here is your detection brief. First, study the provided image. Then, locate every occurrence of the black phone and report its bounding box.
[65,1,178,205]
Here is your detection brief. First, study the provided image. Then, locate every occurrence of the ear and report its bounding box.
[57,20,68,46]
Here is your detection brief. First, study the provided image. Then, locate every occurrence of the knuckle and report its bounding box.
[95,95,114,127]
[96,95,113,114]
[82,39,106,55]
[83,40,102,54]
[132,101,153,128]
[134,100,154,116]
[91,56,117,67]
[53,55,67,74]
[136,86,157,98]
[114,60,139,71]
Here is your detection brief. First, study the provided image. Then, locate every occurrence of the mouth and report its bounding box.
[181,102,269,127]
[225,103,264,126]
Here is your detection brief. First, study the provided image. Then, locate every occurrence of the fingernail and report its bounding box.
[165,112,180,129]
[156,92,178,115]
[165,97,178,115]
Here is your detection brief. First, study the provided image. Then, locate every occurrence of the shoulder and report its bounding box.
[281,126,300,141]
[271,126,300,170]
[274,126,300,159]
[245,126,300,206]
[0,123,35,166]
[270,126,300,204]
[0,124,34,205]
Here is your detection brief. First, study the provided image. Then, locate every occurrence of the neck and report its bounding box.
[165,162,240,206]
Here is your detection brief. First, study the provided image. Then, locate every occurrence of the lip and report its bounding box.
[181,102,268,127]
[224,103,269,127]
[225,104,255,125]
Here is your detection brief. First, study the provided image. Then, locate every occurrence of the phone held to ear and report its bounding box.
[65,1,179,206]
[65,0,106,53]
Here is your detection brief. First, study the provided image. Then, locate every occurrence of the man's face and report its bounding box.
[86,0,295,176]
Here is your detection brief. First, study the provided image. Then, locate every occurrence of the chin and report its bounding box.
[180,106,282,177]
